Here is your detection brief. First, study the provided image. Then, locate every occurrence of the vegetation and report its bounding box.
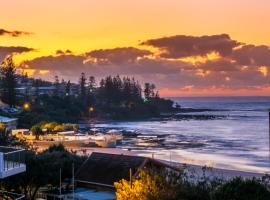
[28,121,78,138]
[0,122,28,146]
[212,177,270,200]
[0,57,179,127]
[115,169,184,200]
[30,125,43,139]
[0,56,17,107]
[1,144,86,200]
[14,77,177,128]
[115,169,270,200]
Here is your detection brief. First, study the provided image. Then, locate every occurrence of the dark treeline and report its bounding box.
[0,57,179,127]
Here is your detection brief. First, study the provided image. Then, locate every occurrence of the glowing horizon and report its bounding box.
[1,0,270,97]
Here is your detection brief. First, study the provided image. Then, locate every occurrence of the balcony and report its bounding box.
[0,190,25,200]
[0,146,26,179]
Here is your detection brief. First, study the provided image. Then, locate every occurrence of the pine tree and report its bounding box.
[88,76,96,93]
[0,56,17,107]
[79,73,86,99]
[65,80,71,96]
[53,75,60,96]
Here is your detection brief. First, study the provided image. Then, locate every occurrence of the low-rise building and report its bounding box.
[75,152,180,188]
[0,116,17,130]
[0,146,26,199]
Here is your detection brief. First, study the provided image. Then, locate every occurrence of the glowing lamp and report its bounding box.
[23,102,30,110]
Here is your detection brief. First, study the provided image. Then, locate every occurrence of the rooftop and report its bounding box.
[0,116,17,123]
[75,152,177,187]
[0,146,24,154]
[75,152,147,187]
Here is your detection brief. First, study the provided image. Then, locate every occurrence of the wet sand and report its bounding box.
[33,140,267,180]
[48,146,267,180]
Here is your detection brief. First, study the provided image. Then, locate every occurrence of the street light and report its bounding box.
[23,102,30,110]
[89,106,94,113]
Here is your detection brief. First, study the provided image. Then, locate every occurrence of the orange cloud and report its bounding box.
[39,69,50,75]
[15,34,270,97]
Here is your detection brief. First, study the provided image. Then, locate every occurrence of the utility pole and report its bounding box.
[72,163,75,200]
[129,168,132,187]
[59,168,62,196]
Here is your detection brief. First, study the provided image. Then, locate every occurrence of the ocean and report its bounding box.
[96,96,270,173]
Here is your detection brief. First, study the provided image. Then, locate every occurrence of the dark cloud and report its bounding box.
[232,45,270,67]
[0,28,32,37]
[0,46,34,62]
[23,55,85,74]
[86,47,152,64]
[198,58,240,72]
[141,34,241,58]
[21,34,270,92]
[56,49,73,55]
[22,52,188,81]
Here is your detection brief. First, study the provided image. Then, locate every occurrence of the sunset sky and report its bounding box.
[1,0,270,96]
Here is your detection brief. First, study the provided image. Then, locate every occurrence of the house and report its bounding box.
[0,146,26,199]
[41,152,180,200]
[0,116,17,130]
[75,152,181,189]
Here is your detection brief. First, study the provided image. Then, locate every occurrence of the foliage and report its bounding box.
[2,144,86,200]
[30,125,43,139]
[79,72,87,99]
[30,121,78,135]
[115,168,270,200]
[3,74,179,127]
[115,169,184,200]
[0,122,9,145]
[0,122,5,132]
[144,83,157,100]
[211,177,270,200]
[0,56,17,107]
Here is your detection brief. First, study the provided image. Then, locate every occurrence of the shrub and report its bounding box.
[115,169,183,200]
[212,177,270,200]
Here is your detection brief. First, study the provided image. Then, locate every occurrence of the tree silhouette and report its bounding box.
[0,56,17,107]
[65,80,71,96]
[79,73,86,99]
[53,75,60,96]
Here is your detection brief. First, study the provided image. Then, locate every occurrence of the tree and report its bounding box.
[0,56,17,107]
[212,177,270,200]
[65,80,71,96]
[53,124,65,132]
[53,75,60,96]
[88,76,96,93]
[144,83,151,100]
[115,169,183,200]
[33,79,40,100]
[144,83,157,101]
[30,125,43,140]
[2,145,86,200]
[23,72,31,101]
[0,122,8,145]
[87,76,96,105]
[79,73,87,99]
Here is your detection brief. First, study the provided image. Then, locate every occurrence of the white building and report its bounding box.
[0,146,26,199]
[0,116,17,130]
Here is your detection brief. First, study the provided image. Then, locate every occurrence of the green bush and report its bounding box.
[212,177,270,200]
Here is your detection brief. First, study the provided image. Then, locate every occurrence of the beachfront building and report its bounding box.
[40,152,179,200]
[75,152,180,188]
[0,116,17,130]
[0,146,26,199]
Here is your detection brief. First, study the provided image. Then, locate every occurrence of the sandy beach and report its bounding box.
[38,145,267,180]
